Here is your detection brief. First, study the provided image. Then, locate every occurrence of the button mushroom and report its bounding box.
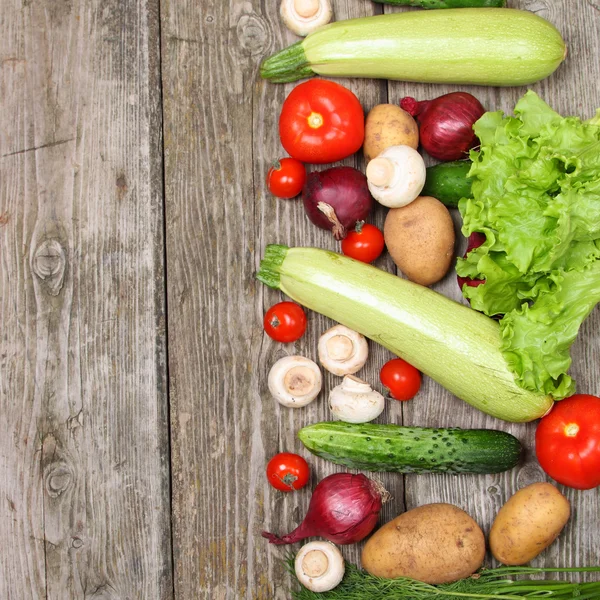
[366,144,426,208]
[295,541,345,593]
[318,325,368,376]
[280,0,333,37]
[268,355,322,408]
[329,375,385,424]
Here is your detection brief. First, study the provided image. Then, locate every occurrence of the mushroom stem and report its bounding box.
[366,157,395,188]
[302,550,329,577]
[294,0,320,18]
[326,335,353,361]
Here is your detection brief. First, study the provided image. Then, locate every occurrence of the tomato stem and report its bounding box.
[307,111,324,129]
[564,423,579,437]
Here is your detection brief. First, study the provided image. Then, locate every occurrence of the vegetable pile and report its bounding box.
[256,3,600,598]
[457,92,600,399]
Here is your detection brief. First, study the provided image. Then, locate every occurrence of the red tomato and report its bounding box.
[279,79,365,164]
[266,157,306,199]
[380,358,421,401]
[535,394,600,490]
[266,452,310,492]
[263,301,307,343]
[341,223,385,263]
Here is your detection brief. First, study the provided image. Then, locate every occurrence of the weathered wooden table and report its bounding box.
[1,0,599,598]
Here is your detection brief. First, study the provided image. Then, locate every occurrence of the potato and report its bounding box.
[363,104,418,163]
[383,195,455,286]
[361,503,485,584]
[489,482,570,565]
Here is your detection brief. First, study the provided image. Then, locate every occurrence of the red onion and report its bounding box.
[302,166,373,240]
[400,92,485,161]
[262,472,386,546]
[457,232,486,291]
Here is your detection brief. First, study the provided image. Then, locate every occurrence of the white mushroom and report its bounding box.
[280,0,333,37]
[329,375,385,424]
[268,355,322,408]
[318,325,368,376]
[295,541,345,593]
[366,144,426,208]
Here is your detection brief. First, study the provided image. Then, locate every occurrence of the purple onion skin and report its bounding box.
[401,93,485,162]
[302,166,373,240]
[262,473,383,546]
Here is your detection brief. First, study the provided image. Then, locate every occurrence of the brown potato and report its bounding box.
[363,104,418,163]
[489,482,570,565]
[361,503,485,584]
[383,195,455,286]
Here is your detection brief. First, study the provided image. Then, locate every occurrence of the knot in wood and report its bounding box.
[32,239,66,295]
[516,463,546,489]
[71,536,84,549]
[44,462,73,498]
[236,14,269,56]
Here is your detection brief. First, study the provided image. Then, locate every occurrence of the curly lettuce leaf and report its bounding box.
[457,91,600,399]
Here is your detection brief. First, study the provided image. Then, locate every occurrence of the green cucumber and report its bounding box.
[260,9,566,85]
[298,421,522,474]
[422,160,473,208]
[374,0,505,7]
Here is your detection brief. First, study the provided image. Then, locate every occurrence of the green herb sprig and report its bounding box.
[288,559,600,600]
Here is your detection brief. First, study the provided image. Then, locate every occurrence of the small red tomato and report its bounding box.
[380,358,421,401]
[535,394,600,490]
[279,79,365,164]
[266,452,310,492]
[263,301,307,343]
[266,157,306,199]
[341,222,385,263]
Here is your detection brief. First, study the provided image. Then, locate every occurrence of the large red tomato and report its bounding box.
[535,394,600,490]
[279,79,364,164]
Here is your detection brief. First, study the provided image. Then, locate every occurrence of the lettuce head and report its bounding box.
[457,91,600,400]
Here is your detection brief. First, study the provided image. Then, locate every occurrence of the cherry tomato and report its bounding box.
[535,394,600,490]
[380,358,421,401]
[341,222,385,263]
[266,452,310,492]
[263,301,307,343]
[279,79,365,164]
[266,157,306,199]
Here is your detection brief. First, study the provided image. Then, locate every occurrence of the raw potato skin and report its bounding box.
[383,195,455,286]
[363,104,419,163]
[361,503,485,584]
[489,482,571,566]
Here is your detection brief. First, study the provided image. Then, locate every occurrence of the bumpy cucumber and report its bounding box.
[422,160,473,208]
[298,422,522,475]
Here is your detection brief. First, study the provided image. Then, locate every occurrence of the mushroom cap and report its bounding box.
[329,375,385,424]
[318,325,368,376]
[268,355,322,408]
[295,541,345,592]
[280,0,333,37]
[367,145,426,209]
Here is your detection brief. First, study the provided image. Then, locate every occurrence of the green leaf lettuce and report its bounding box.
[457,91,600,399]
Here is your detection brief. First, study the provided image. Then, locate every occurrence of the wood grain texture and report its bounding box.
[0,1,172,598]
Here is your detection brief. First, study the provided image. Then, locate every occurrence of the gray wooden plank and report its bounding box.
[0,1,172,598]
[384,0,600,577]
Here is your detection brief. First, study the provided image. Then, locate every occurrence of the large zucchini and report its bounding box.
[299,422,522,474]
[257,245,553,422]
[260,9,566,85]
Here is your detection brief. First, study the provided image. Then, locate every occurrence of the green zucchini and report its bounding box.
[374,0,505,7]
[260,9,566,85]
[257,245,554,422]
[299,422,522,474]
[422,160,473,208]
